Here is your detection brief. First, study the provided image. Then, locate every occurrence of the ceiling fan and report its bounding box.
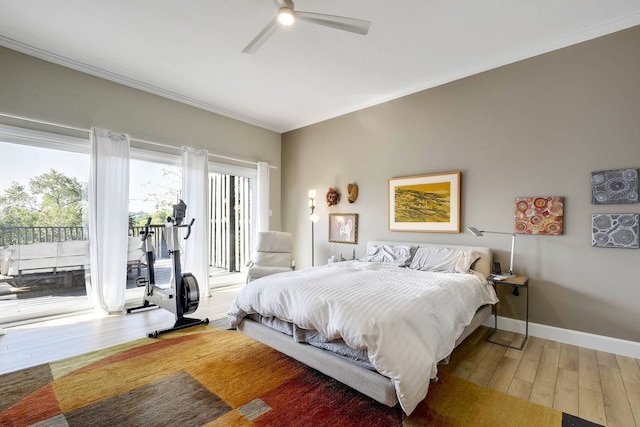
[242,0,371,54]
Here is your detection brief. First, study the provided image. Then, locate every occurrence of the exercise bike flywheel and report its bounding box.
[180,273,200,315]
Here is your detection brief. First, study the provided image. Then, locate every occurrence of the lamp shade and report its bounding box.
[467,227,483,236]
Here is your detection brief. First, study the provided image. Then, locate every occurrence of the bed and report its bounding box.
[228,241,498,415]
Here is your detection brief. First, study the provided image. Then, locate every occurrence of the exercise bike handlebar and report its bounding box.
[180,218,195,240]
[166,216,196,240]
[140,217,155,241]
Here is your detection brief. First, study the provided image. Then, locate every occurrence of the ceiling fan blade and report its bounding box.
[242,17,279,54]
[295,11,371,35]
[273,0,294,8]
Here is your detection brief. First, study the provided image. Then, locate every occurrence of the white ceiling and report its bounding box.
[1,1,640,133]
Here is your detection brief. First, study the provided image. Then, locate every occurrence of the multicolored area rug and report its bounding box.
[0,325,600,426]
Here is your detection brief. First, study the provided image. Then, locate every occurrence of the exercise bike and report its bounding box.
[127,200,208,338]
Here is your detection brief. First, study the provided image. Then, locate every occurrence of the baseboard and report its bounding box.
[483,315,640,359]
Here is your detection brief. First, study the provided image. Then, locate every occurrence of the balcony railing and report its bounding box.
[128,224,168,258]
[0,226,87,246]
[1,225,168,259]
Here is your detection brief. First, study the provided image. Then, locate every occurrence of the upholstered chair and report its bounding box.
[246,231,294,283]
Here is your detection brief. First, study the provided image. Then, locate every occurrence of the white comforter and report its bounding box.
[227,261,498,415]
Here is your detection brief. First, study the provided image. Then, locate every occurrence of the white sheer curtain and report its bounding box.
[256,161,270,233]
[88,128,130,314]
[181,147,210,297]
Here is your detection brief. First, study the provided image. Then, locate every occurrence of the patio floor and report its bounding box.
[0,258,245,326]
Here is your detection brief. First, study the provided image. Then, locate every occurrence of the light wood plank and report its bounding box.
[507,377,533,401]
[624,380,640,427]
[490,329,516,346]
[579,347,602,392]
[616,354,640,384]
[514,336,544,383]
[559,343,579,371]
[454,336,493,380]
[529,340,560,407]
[487,355,520,393]
[505,335,526,361]
[554,367,579,417]
[441,327,488,374]
[468,341,507,386]
[599,364,636,427]
[579,386,607,426]
[450,359,477,379]
[597,350,619,368]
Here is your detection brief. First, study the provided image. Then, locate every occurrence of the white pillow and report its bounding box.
[359,244,417,266]
[408,246,480,273]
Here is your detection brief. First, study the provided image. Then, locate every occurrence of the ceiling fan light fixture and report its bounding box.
[242,0,371,54]
[277,7,295,25]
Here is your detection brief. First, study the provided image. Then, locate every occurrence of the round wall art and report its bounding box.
[514,196,564,235]
[591,168,639,204]
[591,213,639,248]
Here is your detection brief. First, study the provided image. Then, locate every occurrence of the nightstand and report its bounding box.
[487,275,529,350]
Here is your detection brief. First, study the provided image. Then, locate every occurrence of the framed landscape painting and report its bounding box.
[388,171,461,233]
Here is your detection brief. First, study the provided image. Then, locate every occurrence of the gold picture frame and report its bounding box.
[329,213,358,244]
[389,171,461,233]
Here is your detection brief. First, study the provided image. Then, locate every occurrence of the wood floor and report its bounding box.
[1,286,638,427]
[440,328,640,427]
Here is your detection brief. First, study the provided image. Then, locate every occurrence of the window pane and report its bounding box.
[126,157,181,303]
[0,140,91,323]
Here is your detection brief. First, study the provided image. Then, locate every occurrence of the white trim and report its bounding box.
[0,123,89,153]
[130,146,181,166]
[483,315,640,359]
[1,112,276,169]
[209,161,257,178]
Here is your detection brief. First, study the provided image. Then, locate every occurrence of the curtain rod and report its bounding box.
[0,111,276,169]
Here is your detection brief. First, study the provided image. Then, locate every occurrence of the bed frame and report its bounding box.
[237,241,493,407]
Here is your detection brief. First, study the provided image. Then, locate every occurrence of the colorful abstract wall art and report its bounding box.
[592,213,639,248]
[514,196,564,235]
[591,168,639,204]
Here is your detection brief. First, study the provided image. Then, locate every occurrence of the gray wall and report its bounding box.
[0,46,283,230]
[282,26,640,342]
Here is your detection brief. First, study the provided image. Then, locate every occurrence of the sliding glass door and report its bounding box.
[0,125,254,323]
[0,126,91,324]
[125,151,181,303]
[209,163,256,288]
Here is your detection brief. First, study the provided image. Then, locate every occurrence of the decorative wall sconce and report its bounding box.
[309,189,319,266]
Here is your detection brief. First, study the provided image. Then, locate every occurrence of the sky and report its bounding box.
[0,141,180,213]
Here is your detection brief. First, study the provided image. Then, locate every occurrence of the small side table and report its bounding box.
[487,275,529,350]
